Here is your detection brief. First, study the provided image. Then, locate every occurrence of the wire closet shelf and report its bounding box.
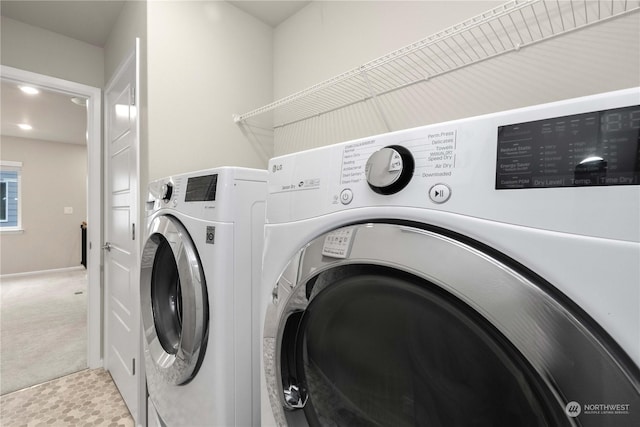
[234,0,640,130]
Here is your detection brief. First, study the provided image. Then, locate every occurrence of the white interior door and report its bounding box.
[104,40,141,423]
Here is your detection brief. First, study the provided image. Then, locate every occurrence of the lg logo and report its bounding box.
[272,164,283,173]
[565,401,581,417]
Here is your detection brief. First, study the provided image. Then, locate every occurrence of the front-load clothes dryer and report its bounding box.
[260,88,640,426]
[141,167,267,426]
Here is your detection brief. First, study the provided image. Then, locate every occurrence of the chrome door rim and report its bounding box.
[264,222,640,426]
[141,214,208,385]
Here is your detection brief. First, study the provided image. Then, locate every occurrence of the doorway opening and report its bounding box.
[0,66,102,394]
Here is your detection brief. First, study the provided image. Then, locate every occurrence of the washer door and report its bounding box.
[141,214,208,385]
[264,223,640,426]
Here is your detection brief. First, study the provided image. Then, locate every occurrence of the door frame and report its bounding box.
[0,65,102,369]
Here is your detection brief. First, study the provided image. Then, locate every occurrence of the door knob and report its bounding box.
[102,242,112,252]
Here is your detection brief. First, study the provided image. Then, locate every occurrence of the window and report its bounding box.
[1,181,8,221]
[0,161,22,231]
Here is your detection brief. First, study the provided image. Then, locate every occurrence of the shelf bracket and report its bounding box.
[360,67,392,133]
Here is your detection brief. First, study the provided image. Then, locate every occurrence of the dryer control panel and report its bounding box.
[266,88,640,243]
[496,105,640,189]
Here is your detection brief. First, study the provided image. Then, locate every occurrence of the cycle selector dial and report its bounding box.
[161,182,173,202]
[365,145,415,195]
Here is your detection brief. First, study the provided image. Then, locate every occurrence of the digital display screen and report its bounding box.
[496,105,640,189]
[185,174,218,201]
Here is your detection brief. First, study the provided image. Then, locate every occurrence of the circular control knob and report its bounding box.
[365,145,414,195]
[160,182,173,202]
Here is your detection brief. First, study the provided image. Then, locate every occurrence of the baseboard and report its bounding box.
[0,265,85,280]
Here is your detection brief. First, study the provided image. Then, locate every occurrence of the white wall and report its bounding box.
[0,136,87,275]
[272,1,640,154]
[0,16,104,88]
[274,1,502,98]
[146,0,273,181]
[0,17,99,276]
[104,0,148,211]
[104,0,147,83]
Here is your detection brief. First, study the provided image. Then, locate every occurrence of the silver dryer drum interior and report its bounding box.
[264,222,640,426]
[140,214,208,385]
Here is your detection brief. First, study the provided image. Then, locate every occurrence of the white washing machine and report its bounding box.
[141,167,267,426]
[260,88,640,426]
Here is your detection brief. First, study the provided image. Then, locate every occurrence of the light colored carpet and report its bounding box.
[0,268,87,395]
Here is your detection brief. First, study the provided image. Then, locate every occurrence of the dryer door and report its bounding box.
[140,214,208,385]
[264,223,640,427]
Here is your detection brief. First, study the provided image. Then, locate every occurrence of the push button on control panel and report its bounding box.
[340,188,354,205]
[429,183,451,204]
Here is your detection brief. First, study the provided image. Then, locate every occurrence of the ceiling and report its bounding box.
[0,1,311,47]
[0,1,127,48]
[1,81,88,145]
[0,1,310,146]
[229,1,310,28]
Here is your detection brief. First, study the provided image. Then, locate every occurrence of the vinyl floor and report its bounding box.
[0,368,133,427]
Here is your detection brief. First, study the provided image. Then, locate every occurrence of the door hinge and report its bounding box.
[130,87,136,106]
[132,223,135,241]
[132,358,135,375]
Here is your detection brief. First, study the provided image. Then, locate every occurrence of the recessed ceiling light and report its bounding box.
[18,123,33,131]
[19,86,40,95]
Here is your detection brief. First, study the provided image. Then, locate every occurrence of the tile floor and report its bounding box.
[0,368,133,427]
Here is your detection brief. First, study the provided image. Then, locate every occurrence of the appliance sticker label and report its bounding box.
[206,226,215,245]
[321,228,355,259]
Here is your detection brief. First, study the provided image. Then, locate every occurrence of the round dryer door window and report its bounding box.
[264,223,640,427]
[140,214,208,385]
[296,268,557,426]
